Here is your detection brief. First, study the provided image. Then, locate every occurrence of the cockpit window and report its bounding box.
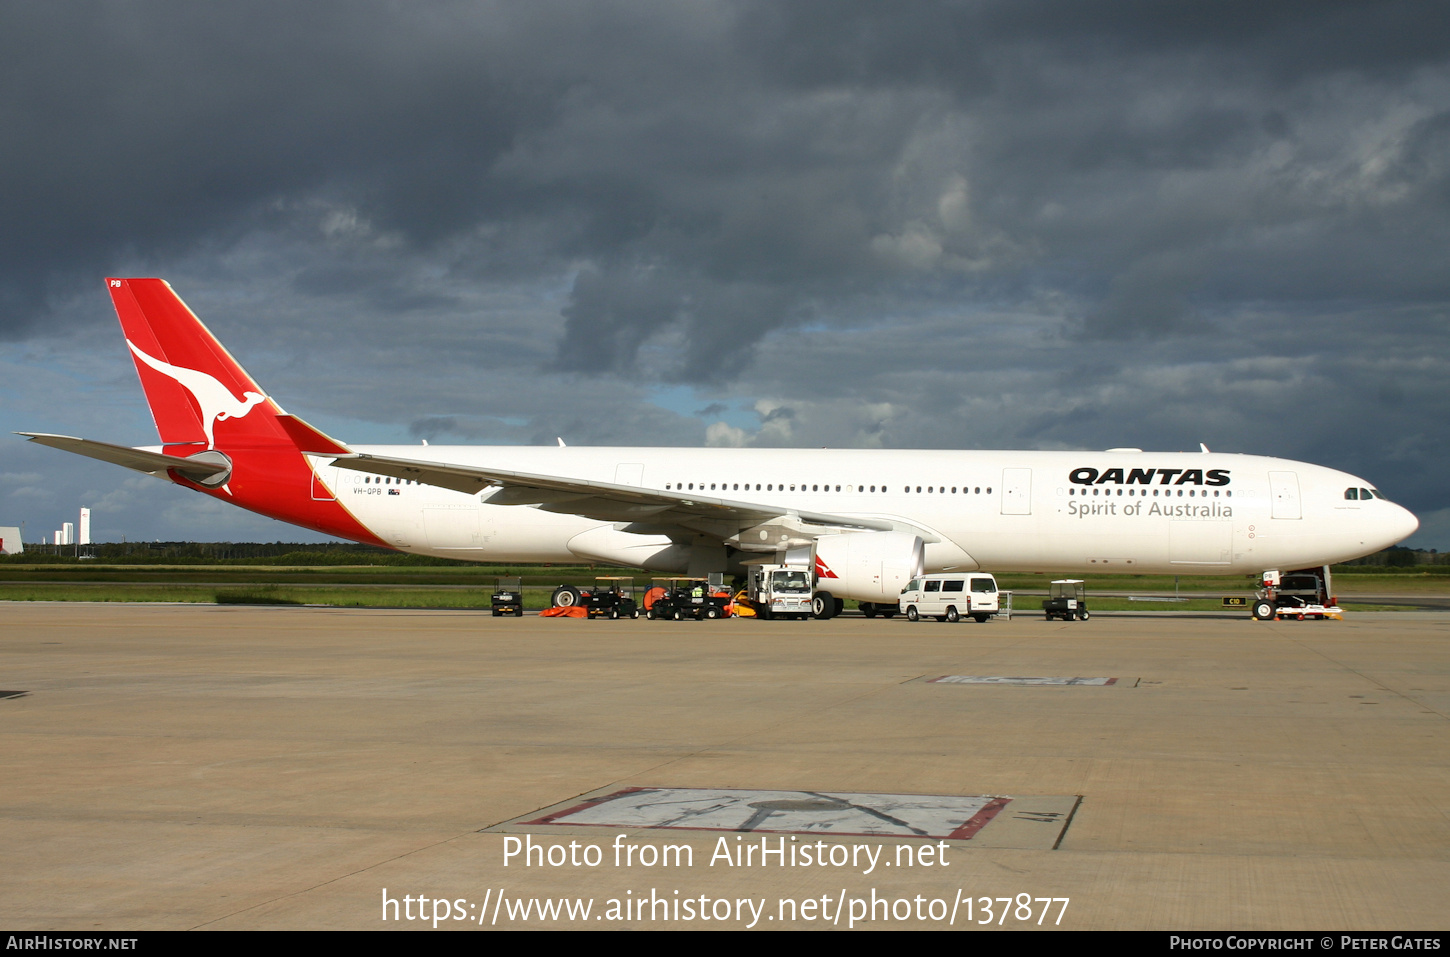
[1371,489,1387,500]
[1361,488,1375,500]
[1345,488,1358,500]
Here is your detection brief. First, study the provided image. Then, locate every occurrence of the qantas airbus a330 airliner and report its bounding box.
[21,280,1419,610]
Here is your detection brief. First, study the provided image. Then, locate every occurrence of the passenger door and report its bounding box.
[1001,468,1032,515]
[1269,471,1301,520]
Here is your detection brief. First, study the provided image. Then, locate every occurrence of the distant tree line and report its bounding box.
[4,541,477,566]
[1337,546,1444,568]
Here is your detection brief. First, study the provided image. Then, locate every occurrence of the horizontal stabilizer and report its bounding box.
[16,433,231,484]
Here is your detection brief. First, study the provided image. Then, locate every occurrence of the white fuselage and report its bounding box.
[318,446,1418,581]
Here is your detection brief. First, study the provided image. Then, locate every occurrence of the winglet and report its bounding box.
[275,414,352,456]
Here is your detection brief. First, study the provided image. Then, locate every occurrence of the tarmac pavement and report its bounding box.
[1,603,1445,930]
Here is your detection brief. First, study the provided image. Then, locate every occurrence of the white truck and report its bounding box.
[747,562,844,619]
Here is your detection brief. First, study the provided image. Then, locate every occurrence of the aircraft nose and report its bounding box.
[1392,504,1420,543]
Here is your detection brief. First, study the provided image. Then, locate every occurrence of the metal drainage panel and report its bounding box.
[928,675,1129,686]
[519,787,1011,840]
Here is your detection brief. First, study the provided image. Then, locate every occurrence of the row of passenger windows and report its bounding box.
[339,473,1382,503]
[664,482,993,495]
[338,474,1389,506]
[1069,487,1231,498]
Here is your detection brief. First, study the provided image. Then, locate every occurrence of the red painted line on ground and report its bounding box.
[948,797,1011,841]
[520,786,652,826]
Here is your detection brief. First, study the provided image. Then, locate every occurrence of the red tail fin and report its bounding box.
[108,278,289,453]
[106,278,386,545]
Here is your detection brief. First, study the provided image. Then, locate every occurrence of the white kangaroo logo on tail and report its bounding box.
[127,341,267,450]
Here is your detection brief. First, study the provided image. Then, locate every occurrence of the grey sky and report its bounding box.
[2,1,1447,547]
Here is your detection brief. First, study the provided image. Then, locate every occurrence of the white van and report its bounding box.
[899,573,1000,623]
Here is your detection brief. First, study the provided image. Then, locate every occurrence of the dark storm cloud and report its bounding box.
[530,0,1450,358]
[557,265,805,381]
[3,2,1450,544]
[8,1,1447,342]
[0,1,560,332]
[736,1,1450,92]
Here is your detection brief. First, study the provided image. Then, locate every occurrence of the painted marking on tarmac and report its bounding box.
[928,675,1132,686]
[519,787,1009,839]
[489,787,1082,849]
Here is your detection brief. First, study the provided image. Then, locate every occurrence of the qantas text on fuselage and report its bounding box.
[18,279,1419,605]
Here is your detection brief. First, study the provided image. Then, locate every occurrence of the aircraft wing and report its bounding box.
[17,433,230,484]
[329,450,911,540]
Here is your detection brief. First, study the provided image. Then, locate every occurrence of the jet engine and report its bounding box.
[812,531,925,603]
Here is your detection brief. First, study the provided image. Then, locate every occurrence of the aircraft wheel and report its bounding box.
[551,585,583,607]
[973,613,990,623]
[1252,600,1275,620]
[906,606,920,622]
[812,591,835,619]
[881,610,896,619]
[860,603,878,619]
[946,607,959,623]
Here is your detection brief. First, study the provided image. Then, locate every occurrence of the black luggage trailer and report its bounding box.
[646,578,728,620]
[490,577,524,617]
[585,576,640,620]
